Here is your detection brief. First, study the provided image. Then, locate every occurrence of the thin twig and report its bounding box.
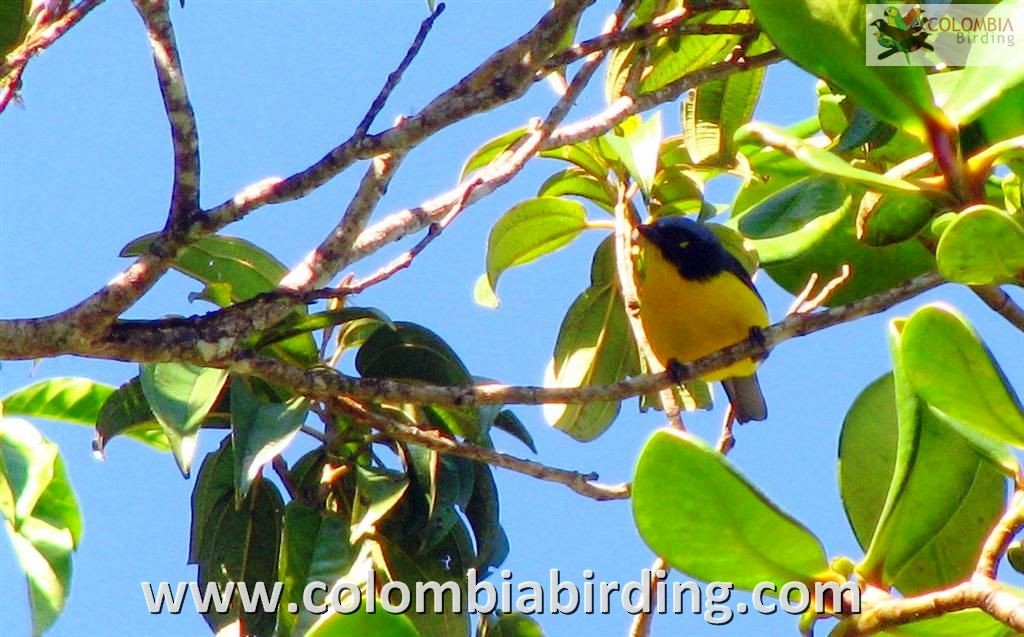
[972,285,1024,334]
[353,3,446,139]
[332,397,630,501]
[714,405,736,453]
[790,265,853,314]
[977,489,1024,579]
[629,557,669,637]
[0,0,105,114]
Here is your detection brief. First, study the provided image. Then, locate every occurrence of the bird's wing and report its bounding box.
[721,252,765,305]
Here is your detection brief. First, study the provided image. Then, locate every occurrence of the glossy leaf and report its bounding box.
[335,307,396,352]
[858,193,935,246]
[2,377,112,426]
[747,0,936,135]
[734,176,849,263]
[901,305,1024,448]
[464,462,508,574]
[231,379,307,503]
[460,127,606,182]
[356,321,470,386]
[607,9,752,102]
[351,467,409,542]
[683,49,766,165]
[374,537,465,637]
[633,428,830,589]
[478,197,588,306]
[305,601,420,637]
[0,418,82,637]
[277,502,355,637]
[940,0,1024,126]
[121,233,317,365]
[141,363,229,477]
[936,205,1024,285]
[839,374,1006,593]
[492,409,536,453]
[190,438,283,637]
[537,168,615,212]
[735,123,924,194]
[543,238,639,441]
[603,113,662,196]
[93,377,172,453]
[479,613,545,637]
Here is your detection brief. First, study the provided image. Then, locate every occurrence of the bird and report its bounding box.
[633,216,769,423]
[870,19,933,62]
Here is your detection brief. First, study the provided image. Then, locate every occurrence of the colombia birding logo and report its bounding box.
[870,5,933,63]
[866,3,1018,67]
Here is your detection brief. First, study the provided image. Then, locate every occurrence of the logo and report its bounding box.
[866,4,1019,66]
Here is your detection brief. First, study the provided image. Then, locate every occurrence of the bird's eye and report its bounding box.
[678,240,689,249]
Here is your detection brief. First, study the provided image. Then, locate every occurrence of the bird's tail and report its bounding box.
[721,374,767,423]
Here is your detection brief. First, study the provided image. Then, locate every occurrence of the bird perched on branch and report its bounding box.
[634,216,769,423]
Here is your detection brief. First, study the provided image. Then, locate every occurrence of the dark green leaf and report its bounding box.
[356,321,470,386]
[374,537,466,637]
[277,502,355,637]
[93,377,171,453]
[858,193,935,247]
[465,462,508,574]
[231,379,307,503]
[351,467,409,541]
[305,601,420,637]
[480,612,545,637]
[633,428,830,589]
[141,362,229,477]
[0,0,30,58]
[492,410,536,453]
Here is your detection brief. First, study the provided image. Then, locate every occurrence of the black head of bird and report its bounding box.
[635,216,731,282]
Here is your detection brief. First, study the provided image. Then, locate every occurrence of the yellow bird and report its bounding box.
[634,216,769,423]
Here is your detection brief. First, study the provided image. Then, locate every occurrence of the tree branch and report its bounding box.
[332,397,630,501]
[0,0,105,114]
[971,285,1024,334]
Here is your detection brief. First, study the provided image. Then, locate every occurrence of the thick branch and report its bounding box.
[972,285,1024,334]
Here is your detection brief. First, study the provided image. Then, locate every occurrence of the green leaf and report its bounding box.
[373,537,465,637]
[335,307,396,352]
[604,113,662,196]
[735,123,925,194]
[492,409,536,453]
[356,321,470,386]
[749,189,934,306]
[537,168,615,212]
[121,233,318,366]
[190,437,283,637]
[633,428,830,589]
[936,205,1024,285]
[277,502,356,637]
[231,379,307,503]
[0,418,82,637]
[900,304,1024,448]
[607,10,753,102]
[93,377,173,453]
[747,0,937,135]
[2,377,112,425]
[141,363,229,477]
[460,127,606,182]
[940,0,1024,126]
[733,176,849,263]
[305,600,420,637]
[839,374,1007,594]
[683,47,766,165]
[253,307,391,351]
[544,238,639,441]
[0,0,30,58]
[464,462,508,573]
[858,193,935,247]
[478,197,589,305]
[351,467,409,542]
[480,612,545,637]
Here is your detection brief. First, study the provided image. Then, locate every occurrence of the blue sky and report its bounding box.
[2,2,1022,636]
